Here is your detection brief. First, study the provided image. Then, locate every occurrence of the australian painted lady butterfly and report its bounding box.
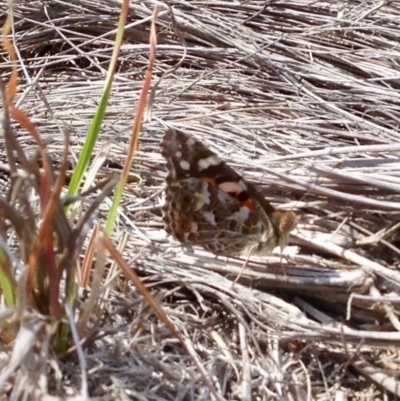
[161,129,297,256]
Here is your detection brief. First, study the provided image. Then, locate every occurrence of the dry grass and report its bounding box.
[1,0,400,399]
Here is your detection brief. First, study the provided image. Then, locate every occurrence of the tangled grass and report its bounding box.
[1,0,400,399]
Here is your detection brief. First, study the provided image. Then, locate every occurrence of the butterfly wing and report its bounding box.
[163,176,269,254]
[162,129,274,211]
[161,129,295,255]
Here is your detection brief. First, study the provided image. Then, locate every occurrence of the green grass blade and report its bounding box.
[66,1,129,201]
[0,251,15,307]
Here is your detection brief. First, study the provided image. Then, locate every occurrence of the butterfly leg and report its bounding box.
[232,243,258,285]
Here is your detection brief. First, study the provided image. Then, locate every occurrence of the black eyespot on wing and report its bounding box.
[237,191,250,203]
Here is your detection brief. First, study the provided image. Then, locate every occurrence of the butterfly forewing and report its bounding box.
[162,129,242,184]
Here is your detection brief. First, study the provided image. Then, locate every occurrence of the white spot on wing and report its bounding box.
[175,151,182,158]
[202,211,216,225]
[194,182,211,210]
[238,206,250,221]
[180,160,190,170]
[219,180,246,193]
[217,190,232,203]
[198,156,220,171]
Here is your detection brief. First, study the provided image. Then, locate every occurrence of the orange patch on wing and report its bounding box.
[202,176,255,211]
[243,199,255,211]
[202,177,218,186]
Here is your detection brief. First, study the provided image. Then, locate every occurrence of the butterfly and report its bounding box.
[161,128,297,257]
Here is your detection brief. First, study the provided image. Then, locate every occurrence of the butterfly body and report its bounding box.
[161,129,296,256]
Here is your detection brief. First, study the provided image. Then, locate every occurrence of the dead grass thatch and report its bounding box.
[1,0,400,400]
